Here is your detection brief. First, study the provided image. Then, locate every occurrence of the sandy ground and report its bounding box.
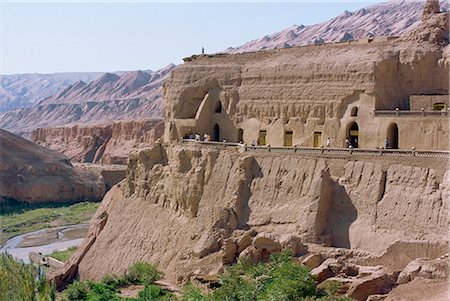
[17,225,89,248]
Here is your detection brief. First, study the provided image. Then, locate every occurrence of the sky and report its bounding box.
[1,0,384,74]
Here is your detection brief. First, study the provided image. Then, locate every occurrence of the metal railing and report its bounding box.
[374,110,449,117]
[181,139,450,158]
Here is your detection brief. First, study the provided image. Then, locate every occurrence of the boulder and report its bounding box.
[239,245,261,262]
[347,271,398,301]
[317,277,352,295]
[252,232,282,253]
[231,229,256,254]
[397,257,449,284]
[310,258,337,283]
[301,253,324,270]
[357,265,384,278]
[221,238,237,264]
[193,231,221,258]
[366,294,387,301]
[279,234,307,256]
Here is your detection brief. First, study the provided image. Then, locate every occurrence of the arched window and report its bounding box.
[215,101,222,113]
[238,129,244,143]
[387,123,399,149]
[350,107,358,117]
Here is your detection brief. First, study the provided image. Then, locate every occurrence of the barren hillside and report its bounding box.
[0,129,105,204]
[225,0,449,53]
[0,72,118,112]
[0,65,175,136]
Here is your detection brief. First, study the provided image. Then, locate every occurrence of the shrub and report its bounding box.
[180,251,355,301]
[62,279,122,301]
[181,285,210,301]
[63,280,90,301]
[0,252,55,301]
[136,284,174,301]
[125,262,162,285]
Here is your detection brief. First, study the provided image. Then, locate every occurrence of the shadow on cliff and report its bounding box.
[235,157,263,229]
[325,180,358,249]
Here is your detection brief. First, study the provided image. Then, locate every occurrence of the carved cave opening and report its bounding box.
[387,123,399,149]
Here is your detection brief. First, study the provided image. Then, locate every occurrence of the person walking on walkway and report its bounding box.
[326,137,331,148]
[385,138,390,149]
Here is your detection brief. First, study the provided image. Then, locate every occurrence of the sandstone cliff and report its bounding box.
[0,129,105,204]
[55,144,448,286]
[32,119,164,164]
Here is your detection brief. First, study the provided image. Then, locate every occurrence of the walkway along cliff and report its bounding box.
[53,2,449,299]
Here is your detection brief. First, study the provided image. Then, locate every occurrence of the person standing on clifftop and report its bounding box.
[202,47,205,54]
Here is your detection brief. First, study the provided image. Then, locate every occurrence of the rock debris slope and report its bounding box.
[0,129,105,204]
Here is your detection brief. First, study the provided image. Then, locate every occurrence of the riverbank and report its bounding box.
[0,200,98,246]
[1,224,88,263]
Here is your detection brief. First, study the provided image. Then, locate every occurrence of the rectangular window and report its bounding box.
[284,131,293,147]
[313,132,322,148]
[258,130,267,146]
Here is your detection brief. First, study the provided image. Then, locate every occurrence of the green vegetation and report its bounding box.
[0,200,99,245]
[180,252,354,301]
[49,246,78,262]
[1,249,354,301]
[61,262,174,301]
[61,252,354,301]
[0,252,56,301]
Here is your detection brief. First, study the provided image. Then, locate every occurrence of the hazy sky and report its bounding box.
[1,0,384,74]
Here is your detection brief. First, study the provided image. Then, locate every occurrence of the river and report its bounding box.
[0,224,88,263]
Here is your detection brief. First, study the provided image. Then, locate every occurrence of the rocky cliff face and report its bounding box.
[0,129,105,204]
[0,65,175,136]
[32,119,164,164]
[55,144,448,286]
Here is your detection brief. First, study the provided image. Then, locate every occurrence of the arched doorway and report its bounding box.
[212,124,220,141]
[238,128,244,143]
[347,122,359,148]
[387,123,398,149]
